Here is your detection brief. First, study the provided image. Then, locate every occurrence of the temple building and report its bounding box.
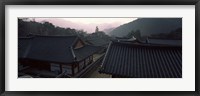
[18,35,101,78]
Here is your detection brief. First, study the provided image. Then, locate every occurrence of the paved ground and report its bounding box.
[87,53,111,78]
[87,66,111,78]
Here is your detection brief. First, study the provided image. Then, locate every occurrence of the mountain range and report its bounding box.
[36,18,121,33]
[109,18,182,37]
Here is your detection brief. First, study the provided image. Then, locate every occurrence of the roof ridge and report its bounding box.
[70,46,77,61]
[112,41,181,48]
[100,41,112,71]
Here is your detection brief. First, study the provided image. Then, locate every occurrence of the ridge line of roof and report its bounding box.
[70,46,76,61]
[71,36,79,47]
[112,41,181,48]
[99,41,113,72]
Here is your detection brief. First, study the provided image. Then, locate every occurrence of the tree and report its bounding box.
[18,18,90,37]
[125,29,141,40]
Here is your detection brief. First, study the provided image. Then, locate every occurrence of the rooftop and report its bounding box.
[18,35,101,64]
[99,41,182,78]
[148,38,182,46]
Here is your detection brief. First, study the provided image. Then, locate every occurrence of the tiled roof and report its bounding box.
[99,41,182,78]
[26,36,76,63]
[74,45,102,61]
[86,38,110,47]
[18,37,33,58]
[18,36,100,64]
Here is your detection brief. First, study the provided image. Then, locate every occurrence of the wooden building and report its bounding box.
[18,35,101,78]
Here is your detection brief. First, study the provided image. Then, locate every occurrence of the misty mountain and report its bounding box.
[36,18,120,33]
[109,18,182,37]
[103,27,115,35]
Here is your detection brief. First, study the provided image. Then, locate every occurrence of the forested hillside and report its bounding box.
[18,19,87,37]
[109,18,182,40]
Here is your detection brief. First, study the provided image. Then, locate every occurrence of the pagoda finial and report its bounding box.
[95,26,99,32]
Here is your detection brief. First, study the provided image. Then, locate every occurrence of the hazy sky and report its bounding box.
[61,18,136,24]
[33,18,137,33]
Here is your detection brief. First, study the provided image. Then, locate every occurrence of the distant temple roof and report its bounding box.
[148,38,182,46]
[74,45,102,61]
[86,38,110,47]
[114,37,182,46]
[18,35,101,64]
[99,41,182,78]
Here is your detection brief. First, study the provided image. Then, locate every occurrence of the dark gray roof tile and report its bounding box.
[74,45,101,61]
[19,36,101,64]
[18,37,33,58]
[99,41,182,78]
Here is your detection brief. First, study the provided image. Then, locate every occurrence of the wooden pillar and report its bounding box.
[84,59,86,68]
[72,64,74,76]
[89,55,92,64]
[77,62,80,72]
[91,55,93,62]
[60,64,63,73]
